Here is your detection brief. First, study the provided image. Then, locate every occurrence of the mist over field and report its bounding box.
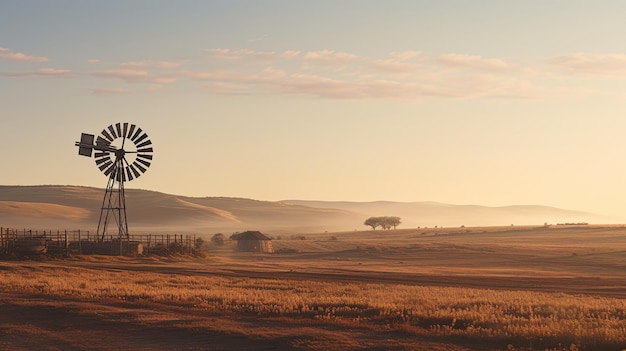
[0,185,606,234]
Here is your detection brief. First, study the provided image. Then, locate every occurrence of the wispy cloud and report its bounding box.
[549,53,626,75]
[151,76,178,84]
[280,50,301,60]
[207,48,276,63]
[389,51,422,61]
[370,59,420,75]
[0,47,48,62]
[38,68,71,76]
[302,50,360,67]
[183,48,534,100]
[0,68,71,77]
[93,68,149,82]
[206,82,253,95]
[120,60,180,69]
[79,48,626,101]
[438,54,510,70]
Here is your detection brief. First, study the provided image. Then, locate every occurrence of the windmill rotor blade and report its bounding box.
[137,154,153,160]
[101,129,113,142]
[103,163,115,176]
[98,160,113,171]
[115,123,122,138]
[107,125,117,139]
[129,164,141,178]
[96,157,111,166]
[96,136,111,146]
[126,166,134,181]
[127,124,136,140]
[136,139,152,148]
[133,161,147,173]
[122,123,128,138]
[137,147,153,153]
[94,152,110,158]
[135,133,149,144]
[131,128,142,141]
[136,158,151,168]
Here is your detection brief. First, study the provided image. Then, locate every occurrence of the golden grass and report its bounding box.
[4,225,626,350]
[1,261,625,350]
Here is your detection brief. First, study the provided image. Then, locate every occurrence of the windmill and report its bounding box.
[75,123,153,240]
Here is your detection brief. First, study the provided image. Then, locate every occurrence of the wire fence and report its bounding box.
[0,227,197,257]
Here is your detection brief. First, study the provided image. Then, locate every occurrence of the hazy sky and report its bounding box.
[2,1,626,218]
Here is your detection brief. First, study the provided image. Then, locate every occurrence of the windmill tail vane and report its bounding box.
[75,123,153,240]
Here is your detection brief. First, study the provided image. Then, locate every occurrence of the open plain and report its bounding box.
[2,224,626,350]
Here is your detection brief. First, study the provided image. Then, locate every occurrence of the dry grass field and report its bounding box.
[2,224,626,350]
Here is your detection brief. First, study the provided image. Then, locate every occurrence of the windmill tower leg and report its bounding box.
[97,156,129,241]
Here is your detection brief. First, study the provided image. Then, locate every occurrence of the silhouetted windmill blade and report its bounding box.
[96,136,111,146]
[136,158,151,168]
[137,154,152,160]
[127,124,136,139]
[108,125,117,138]
[122,123,128,138]
[135,133,149,144]
[129,163,141,178]
[103,164,115,176]
[126,166,134,181]
[101,129,113,142]
[137,147,153,153]
[96,157,111,166]
[133,161,147,173]
[115,123,122,138]
[95,152,110,158]
[131,127,142,141]
[136,139,152,148]
[99,159,113,171]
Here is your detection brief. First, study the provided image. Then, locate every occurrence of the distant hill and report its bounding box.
[0,185,607,234]
[0,186,359,234]
[279,200,606,228]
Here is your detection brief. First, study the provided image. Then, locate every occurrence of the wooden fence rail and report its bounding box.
[0,227,197,257]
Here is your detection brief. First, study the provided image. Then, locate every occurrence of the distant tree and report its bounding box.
[211,233,225,245]
[385,216,401,229]
[364,216,402,230]
[364,217,380,230]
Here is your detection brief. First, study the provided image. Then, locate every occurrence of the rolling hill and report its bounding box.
[0,185,607,234]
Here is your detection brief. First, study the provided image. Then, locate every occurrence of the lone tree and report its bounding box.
[364,217,380,230]
[364,216,402,230]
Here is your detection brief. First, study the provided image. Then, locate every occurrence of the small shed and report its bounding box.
[235,231,274,253]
